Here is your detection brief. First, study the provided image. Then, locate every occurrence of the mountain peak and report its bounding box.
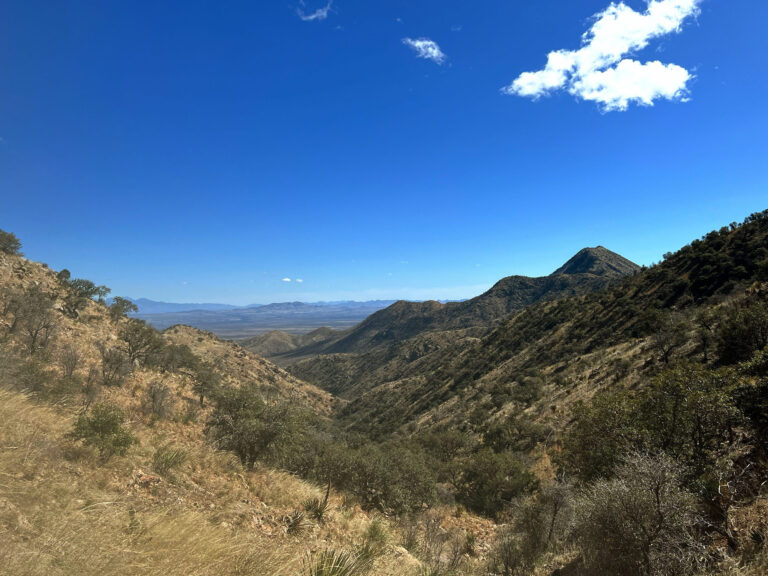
[551,246,640,278]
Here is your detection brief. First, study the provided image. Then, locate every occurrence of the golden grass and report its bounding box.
[0,388,429,576]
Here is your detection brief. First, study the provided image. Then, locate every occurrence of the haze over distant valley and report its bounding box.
[134,299,398,338]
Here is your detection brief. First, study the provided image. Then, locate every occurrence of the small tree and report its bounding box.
[457,448,537,517]
[191,361,219,407]
[717,300,768,364]
[0,228,22,255]
[206,383,306,470]
[109,297,138,321]
[62,278,110,318]
[119,319,163,369]
[16,286,57,355]
[651,312,689,365]
[68,404,137,461]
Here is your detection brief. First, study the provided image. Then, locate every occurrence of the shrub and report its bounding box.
[142,380,175,420]
[456,448,537,518]
[12,358,53,394]
[61,278,110,318]
[119,319,164,369]
[574,453,702,576]
[81,366,101,411]
[152,443,188,475]
[68,404,138,461]
[14,286,57,355]
[99,346,129,387]
[487,527,528,576]
[206,383,306,469]
[58,345,81,378]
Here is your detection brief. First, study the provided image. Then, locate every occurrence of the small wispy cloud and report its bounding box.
[297,0,333,22]
[296,278,304,283]
[402,38,447,65]
[281,278,292,283]
[504,0,701,111]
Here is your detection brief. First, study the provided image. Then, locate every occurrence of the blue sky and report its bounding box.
[1,0,766,304]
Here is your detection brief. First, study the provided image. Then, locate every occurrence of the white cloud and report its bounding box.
[297,1,332,22]
[296,278,304,283]
[281,278,292,283]
[504,0,700,111]
[403,38,447,65]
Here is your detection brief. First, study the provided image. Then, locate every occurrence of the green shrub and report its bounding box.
[68,404,137,461]
[206,383,307,470]
[456,448,537,518]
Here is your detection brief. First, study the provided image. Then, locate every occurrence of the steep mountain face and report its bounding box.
[275,246,639,360]
[275,247,639,397]
[336,210,768,438]
[551,246,639,277]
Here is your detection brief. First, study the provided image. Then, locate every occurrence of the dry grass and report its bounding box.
[0,387,431,576]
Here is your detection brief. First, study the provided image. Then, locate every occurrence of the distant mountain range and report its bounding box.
[134,300,398,338]
[263,246,640,358]
[123,298,241,315]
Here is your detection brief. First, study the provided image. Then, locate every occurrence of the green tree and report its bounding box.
[119,319,164,368]
[717,300,768,364]
[109,297,138,321]
[457,448,537,517]
[651,312,689,365]
[0,228,22,255]
[206,384,306,469]
[15,286,57,355]
[68,404,137,461]
[62,278,111,318]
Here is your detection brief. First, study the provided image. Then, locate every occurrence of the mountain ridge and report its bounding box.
[273,246,639,359]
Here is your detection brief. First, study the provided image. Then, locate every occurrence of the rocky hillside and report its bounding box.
[0,240,500,576]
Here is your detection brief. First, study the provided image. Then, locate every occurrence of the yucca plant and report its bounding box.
[303,496,331,523]
[152,443,188,475]
[304,550,369,576]
[284,509,312,534]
